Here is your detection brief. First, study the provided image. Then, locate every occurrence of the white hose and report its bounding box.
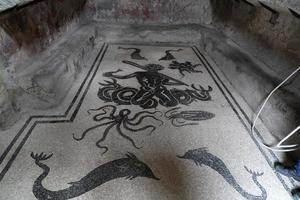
[251,67,300,152]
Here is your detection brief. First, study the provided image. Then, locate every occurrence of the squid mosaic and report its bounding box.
[165,107,215,127]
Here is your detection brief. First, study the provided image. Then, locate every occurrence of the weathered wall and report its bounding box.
[0,0,88,129]
[208,0,300,138]
[0,0,86,54]
[211,0,300,66]
[83,0,300,70]
[2,0,299,13]
[0,0,213,66]
[260,0,300,12]
[84,0,212,24]
[0,0,36,12]
[1,0,299,61]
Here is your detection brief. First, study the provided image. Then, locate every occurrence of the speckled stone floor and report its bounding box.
[0,43,295,200]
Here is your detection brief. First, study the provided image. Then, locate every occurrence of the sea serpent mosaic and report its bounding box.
[98,60,213,109]
[31,152,159,200]
[178,148,267,200]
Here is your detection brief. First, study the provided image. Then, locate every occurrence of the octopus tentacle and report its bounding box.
[123,122,156,135]
[128,110,163,121]
[127,115,163,126]
[72,121,114,141]
[95,123,116,154]
[96,144,108,155]
[116,123,142,149]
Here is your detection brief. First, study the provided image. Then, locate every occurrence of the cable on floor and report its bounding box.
[252,66,300,152]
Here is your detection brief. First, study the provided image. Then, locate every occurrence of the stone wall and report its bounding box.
[211,0,300,66]
[85,0,212,24]
[0,0,299,62]
[208,0,300,138]
[0,0,214,66]
[0,0,86,55]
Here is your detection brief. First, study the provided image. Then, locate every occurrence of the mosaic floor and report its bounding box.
[0,43,294,199]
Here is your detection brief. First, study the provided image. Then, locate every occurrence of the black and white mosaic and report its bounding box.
[118,47,148,60]
[178,148,267,200]
[165,107,215,127]
[168,61,203,77]
[98,60,212,109]
[0,44,292,200]
[159,49,182,60]
[31,152,158,200]
[73,105,163,154]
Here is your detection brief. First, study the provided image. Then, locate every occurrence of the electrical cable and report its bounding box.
[251,66,300,152]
